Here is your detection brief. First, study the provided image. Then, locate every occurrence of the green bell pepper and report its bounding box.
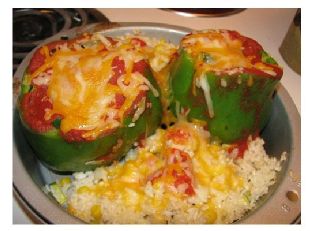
[170,48,282,144]
[18,67,162,172]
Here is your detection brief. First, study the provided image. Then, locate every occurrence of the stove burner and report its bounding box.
[13,8,110,73]
[163,8,245,17]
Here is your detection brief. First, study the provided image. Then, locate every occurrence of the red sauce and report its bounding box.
[25,39,151,142]
[241,38,263,63]
[132,59,148,75]
[114,93,126,109]
[28,34,92,75]
[228,139,249,158]
[124,90,147,118]
[228,30,263,63]
[150,148,195,196]
[166,129,190,145]
[131,37,147,47]
[20,85,54,133]
[228,134,259,158]
[109,56,125,85]
[61,129,88,143]
[172,169,195,196]
[61,126,116,143]
[106,36,118,46]
[28,40,67,74]
[28,49,46,74]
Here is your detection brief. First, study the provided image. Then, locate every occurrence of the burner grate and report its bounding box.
[13,8,110,73]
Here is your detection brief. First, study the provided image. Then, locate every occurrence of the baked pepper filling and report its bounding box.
[170,30,283,143]
[21,34,165,141]
[181,29,282,78]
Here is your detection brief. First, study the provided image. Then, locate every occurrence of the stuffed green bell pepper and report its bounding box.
[18,33,162,172]
[170,30,283,143]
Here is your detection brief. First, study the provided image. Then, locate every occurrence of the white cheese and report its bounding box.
[199,74,214,118]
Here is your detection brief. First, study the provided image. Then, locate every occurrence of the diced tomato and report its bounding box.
[166,129,190,145]
[61,129,87,143]
[227,30,263,63]
[228,140,248,159]
[28,34,93,75]
[131,38,147,47]
[149,147,195,196]
[124,90,147,117]
[228,133,258,158]
[109,56,125,85]
[148,168,164,184]
[28,41,68,74]
[172,169,195,196]
[168,149,195,195]
[227,30,242,41]
[132,59,148,75]
[28,49,46,74]
[20,85,53,133]
[67,34,91,49]
[106,36,118,46]
[168,148,189,164]
[114,93,126,109]
[242,38,263,62]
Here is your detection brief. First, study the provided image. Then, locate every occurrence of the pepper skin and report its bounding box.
[170,40,282,144]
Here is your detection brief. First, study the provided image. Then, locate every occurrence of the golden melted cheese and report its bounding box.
[30,33,177,139]
[182,30,275,75]
[70,120,244,222]
[32,35,164,139]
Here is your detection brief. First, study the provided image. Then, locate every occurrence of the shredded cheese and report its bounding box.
[31,34,163,140]
[182,30,278,76]
[198,74,214,118]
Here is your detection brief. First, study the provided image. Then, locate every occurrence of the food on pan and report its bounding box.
[170,29,283,143]
[18,33,176,172]
[46,120,286,224]
[17,28,286,224]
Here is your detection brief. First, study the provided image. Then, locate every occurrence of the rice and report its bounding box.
[48,121,286,224]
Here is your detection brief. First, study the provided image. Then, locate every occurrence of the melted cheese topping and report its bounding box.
[33,36,151,139]
[30,33,176,139]
[182,30,275,75]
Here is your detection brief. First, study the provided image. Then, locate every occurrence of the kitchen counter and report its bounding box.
[13,8,300,224]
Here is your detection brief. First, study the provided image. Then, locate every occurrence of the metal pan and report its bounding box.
[13,22,301,224]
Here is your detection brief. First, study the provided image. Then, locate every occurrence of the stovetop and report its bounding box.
[13,8,110,73]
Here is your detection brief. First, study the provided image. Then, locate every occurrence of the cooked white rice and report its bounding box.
[48,121,286,224]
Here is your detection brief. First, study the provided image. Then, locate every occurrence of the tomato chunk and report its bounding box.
[61,129,87,143]
[114,93,126,109]
[109,56,125,85]
[228,30,263,63]
[132,59,148,75]
[106,36,118,46]
[149,147,195,196]
[228,134,258,158]
[124,90,147,117]
[20,85,53,133]
[131,38,147,47]
[166,128,190,145]
[28,41,67,74]
[242,38,263,62]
